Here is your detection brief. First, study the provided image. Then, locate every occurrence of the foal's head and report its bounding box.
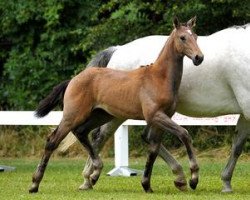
[172,16,204,66]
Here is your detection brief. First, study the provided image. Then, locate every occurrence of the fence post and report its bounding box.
[114,125,129,167]
[107,124,142,176]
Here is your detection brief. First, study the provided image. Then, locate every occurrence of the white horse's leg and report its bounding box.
[79,118,124,190]
[72,110,115,189]
[221,115,249,192]
[158,145,187,190]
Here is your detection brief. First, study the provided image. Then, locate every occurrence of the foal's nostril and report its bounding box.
[195,55,200,61]
[193,55,204,66]
[195,55,203,62]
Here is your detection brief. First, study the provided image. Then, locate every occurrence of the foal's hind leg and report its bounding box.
[221,115,249,193]
[141,127,187,191]
[79,118,124,190]
[29,121,72,193]
[151,111,199,190]
[73,109,114,189]
[30,90,94,193]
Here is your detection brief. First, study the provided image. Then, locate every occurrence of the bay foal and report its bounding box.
[29,17,203,193]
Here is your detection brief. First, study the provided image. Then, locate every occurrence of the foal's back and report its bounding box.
[67,64,173,120]
[69,66,147,119]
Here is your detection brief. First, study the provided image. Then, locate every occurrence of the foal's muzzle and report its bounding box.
[192,55,204,66]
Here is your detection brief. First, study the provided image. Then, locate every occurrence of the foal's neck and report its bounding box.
[153,32,184,93]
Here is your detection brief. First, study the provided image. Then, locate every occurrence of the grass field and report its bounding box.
[1,157,250,200]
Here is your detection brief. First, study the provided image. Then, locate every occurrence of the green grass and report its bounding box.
[1,157,250,200]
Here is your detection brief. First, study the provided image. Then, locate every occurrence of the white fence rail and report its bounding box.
[0,111,239,176]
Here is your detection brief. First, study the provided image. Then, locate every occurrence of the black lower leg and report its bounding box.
[141,127,162,193]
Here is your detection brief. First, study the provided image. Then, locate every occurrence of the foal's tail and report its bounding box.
[35,80,70,118]
[35,46,117,118]
[57,46,118,152]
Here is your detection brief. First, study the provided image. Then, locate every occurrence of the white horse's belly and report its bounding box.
[177,76,241,117]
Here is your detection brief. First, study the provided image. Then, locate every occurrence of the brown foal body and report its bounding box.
[29,17,203,193]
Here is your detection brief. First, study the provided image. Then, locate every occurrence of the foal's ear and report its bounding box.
[173,16,180,29]
[187,16,196,28]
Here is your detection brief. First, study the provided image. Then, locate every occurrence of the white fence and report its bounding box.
[0,111,239,176]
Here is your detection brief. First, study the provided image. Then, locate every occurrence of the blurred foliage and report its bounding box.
[0,126,49,157]
[0,0,100,109]
[0,0,248,110]
[2,125,250,158]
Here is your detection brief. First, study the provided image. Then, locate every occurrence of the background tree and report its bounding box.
[0,0,248,110]
[0,0,100,109]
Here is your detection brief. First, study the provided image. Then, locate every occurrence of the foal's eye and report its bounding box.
[180,36,186,41]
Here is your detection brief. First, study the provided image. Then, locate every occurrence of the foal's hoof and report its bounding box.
[142,182,153,193]
[189,178,198,190]
[29,186,38,193]
[144,187,154,193]
[79,183,93,190]
[146,188,153,193]
[174,180,187,191]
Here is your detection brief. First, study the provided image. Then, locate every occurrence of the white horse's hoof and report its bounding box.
[174,180,187,191]
[221,181,233,193]
[78,183,93,190]
[221,188,233,193]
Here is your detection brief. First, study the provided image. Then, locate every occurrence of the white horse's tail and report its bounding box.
[86,46,118,68]
[59,133,78,152]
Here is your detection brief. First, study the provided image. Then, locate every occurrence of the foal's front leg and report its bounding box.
[141,126,162,193]
[152,111,199,190]
[141,127,187,191]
